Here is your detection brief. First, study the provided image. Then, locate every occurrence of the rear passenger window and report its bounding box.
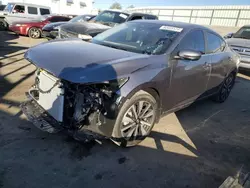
[130,16,143,21]
[146,15,157,20]
[28,7,38,15]
[40,8,50,15]
[179,30,205,54]
[206,32,225,54]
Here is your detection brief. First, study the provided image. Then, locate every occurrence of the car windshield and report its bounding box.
[92,10,129,25]
[92,22,180,55]
[233,27,250,39]
[69,15,85,23]
[4,3,14,12]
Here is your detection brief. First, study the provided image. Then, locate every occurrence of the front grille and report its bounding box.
[231,45,250,56]
[59,29,78,39]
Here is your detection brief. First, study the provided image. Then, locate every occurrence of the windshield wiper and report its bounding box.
[100,43,129,51]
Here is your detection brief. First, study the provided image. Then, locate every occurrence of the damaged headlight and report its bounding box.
[101,77,129,90]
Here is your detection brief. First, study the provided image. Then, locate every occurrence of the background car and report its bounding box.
[42,14,96,40]
[22,20,239,147]
[58,10,158,40]
[9,15,71,38]
[0,2,51,30]
[224,25,250,70]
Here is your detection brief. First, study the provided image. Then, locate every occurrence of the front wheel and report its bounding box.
[212,73,235,103]
[111,90,158,147]
[28,27,41,39]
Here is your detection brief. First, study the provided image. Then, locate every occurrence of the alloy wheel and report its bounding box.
[121,100,155,140]
[29,28,40,38]
[220,74,234,101]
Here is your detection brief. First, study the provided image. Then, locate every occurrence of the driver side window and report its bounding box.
[13,4,25,13]
[178,30,205,54]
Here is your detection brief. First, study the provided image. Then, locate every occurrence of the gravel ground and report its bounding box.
[0,31,250,188]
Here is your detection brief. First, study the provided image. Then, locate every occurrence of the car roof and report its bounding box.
[103,9,125,13]
[7,2,50,9]
[130,20,216,32]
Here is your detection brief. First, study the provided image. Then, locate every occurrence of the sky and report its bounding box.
[93,0,250,9]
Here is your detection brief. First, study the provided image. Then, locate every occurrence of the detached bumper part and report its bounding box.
[21,100,63,133]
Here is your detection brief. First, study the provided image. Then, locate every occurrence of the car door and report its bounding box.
[205,32,229,90]
[6,4,28,24]
[167,29,211,109]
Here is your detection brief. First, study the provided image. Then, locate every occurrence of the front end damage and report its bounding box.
[21,69,126,141]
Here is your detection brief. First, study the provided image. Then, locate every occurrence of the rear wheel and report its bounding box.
[111,90,157,147]
[28,27,41,39]
[212,73,235,103]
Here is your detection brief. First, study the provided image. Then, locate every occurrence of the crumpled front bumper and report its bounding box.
[21,99,112,141]
[20,100,63,133]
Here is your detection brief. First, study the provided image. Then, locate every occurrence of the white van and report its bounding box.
[0,2,51,29]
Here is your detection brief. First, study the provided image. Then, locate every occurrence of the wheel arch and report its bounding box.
[230,68,238,77]
[119,83,162,123]
[27,26,41,37]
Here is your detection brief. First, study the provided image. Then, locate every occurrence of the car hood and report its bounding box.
[43,22,67,30]
[60,22,111,35]
[25,39,150,83]
[226,38,250,48]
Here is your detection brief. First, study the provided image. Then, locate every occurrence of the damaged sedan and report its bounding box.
[21,20,239,147]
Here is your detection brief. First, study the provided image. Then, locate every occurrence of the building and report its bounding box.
[1,0,94,15]
[127,6,250,27]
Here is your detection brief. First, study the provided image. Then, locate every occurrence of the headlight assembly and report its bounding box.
[101,77,129,91]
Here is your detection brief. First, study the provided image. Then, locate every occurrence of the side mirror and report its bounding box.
[175,50,202,61]
[224,33,234,39]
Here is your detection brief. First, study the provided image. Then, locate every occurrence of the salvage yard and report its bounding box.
[0,30,250,188]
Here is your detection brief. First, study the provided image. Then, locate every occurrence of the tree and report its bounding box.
[109,2,122,10]
[127,5,135,9]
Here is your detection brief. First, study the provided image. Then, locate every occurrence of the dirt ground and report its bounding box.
[0,31,250,188]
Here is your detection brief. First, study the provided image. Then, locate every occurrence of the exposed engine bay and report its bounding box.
[24,68,122,139]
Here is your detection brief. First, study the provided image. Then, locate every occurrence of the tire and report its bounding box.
[111,90,158,147]
[0,19,8,31]
[212,72,235,103]
[28,27,41,39]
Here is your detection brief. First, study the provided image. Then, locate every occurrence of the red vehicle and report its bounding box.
[9,15,71,38]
